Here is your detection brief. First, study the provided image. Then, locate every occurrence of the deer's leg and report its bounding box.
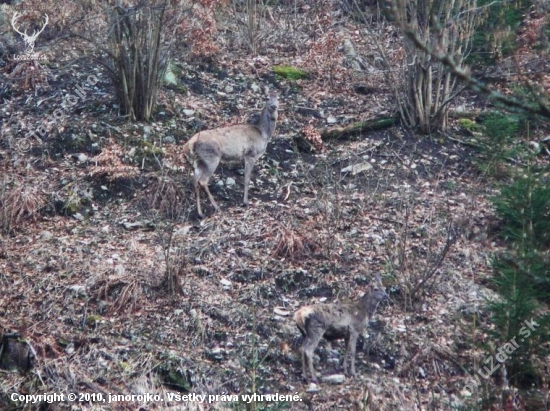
[194,155,220,217]
[192,164,205,218]
[242,156,257,206]
[302,330,324,383]
[345,331,359,378]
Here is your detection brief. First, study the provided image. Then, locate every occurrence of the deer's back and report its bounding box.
[295,303,355,335]
[192,124,265,161]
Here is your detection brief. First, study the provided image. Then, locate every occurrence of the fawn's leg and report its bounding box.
[302,330,324,383]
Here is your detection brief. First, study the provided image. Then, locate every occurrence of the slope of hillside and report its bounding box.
[1,1,548,410]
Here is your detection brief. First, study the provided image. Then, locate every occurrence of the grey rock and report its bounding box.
[322,374,345,384]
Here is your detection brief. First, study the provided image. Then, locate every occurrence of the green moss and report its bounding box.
[458,118,480,132]
[86,315,101,326]
[272,65,308,80]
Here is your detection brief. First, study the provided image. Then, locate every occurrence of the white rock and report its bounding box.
[306,383,320,393]
[183,109,195,117]
[322,374,345,384]
[273,307,291,316]
[418,366,426,378]
[174,226,191,237]
[226,177,236,186]
[327,116,338,124]
[341,162,373,175]
[39,230,53,240]
[68,285,87,296]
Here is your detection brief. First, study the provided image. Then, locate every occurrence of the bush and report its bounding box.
[487,169,550,390]
[476,111,523,176]
[468,0,534,64]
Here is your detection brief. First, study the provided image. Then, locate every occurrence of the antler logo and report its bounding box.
[11,12,49,55]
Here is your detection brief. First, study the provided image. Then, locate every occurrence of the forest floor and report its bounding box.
[1,1,549,410]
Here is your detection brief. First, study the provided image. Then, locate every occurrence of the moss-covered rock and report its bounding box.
[272,65,308,80]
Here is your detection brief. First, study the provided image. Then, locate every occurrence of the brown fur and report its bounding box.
[294,277,388,382]
[182,91,279,218]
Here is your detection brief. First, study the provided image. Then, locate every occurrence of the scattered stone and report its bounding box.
[273,307,291,317]
[220,278,232,289]
[418,366,426,378]
[39,230,53,241]
[341,162,373,175]
[97,300,107,314]
[183,109,195,117]
[208,346,224,361]
[122,221,155,231]
[163,135,176,144]
[174,226,191,237]
[306,382,320,393]
[224,85,234,93]
[73,213,84,221]
[295,106,322,118]
[327,116,338,124]
[68,285,87,296]
[76,153,88,162]
[322,374,345,384]
[250,83,261,92]
[226,177,236,187]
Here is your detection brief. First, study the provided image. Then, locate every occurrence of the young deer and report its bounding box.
[294,277,388,383]
[182,91,279,218]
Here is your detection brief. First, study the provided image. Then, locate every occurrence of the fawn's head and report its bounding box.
[369,275,388,300]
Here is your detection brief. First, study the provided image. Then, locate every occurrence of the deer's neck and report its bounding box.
[359,295,381,320]
[258,106,278,140]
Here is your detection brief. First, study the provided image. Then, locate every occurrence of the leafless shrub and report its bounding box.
[142,172,191,295]
[385,199,459,310]
[94,270,143,313]
[4,60,49,92]
[66,0,190,121]
[159,226,188,295]
[143,175,191,221]
[0,175,45,233]
[391,0,480,133]
[88,140,139,180]
[273,225,315,261]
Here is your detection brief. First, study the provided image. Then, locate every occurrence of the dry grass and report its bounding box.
[0,175,45,232]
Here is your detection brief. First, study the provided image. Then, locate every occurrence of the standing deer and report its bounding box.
[294,276,388,383]
[182,91,279,218]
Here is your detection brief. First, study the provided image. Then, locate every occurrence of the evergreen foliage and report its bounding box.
[469,0,534,64]
[487,169,550,387]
